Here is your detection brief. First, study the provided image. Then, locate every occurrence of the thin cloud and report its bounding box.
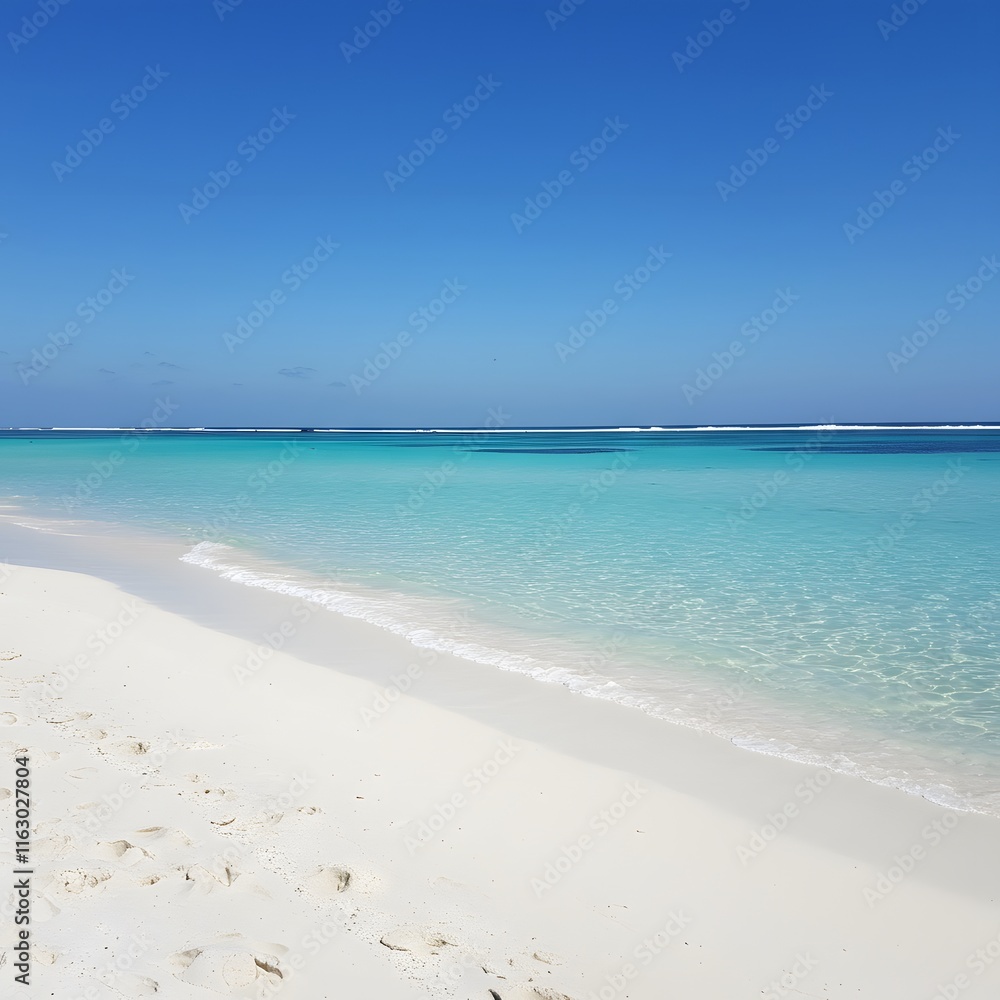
[278,367,317,379]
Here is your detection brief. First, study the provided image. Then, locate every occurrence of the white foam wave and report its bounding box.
[179,541,1000,817]
[179,545,704,718]
[181,542,555,676]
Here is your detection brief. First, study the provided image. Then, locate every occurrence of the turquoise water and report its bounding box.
[2,426,999,813]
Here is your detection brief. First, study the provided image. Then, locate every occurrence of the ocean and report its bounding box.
[1,425,998,814]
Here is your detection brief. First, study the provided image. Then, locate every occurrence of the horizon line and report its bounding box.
[3,422,1000,434]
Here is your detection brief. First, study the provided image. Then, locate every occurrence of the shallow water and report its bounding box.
[2,426,998,813]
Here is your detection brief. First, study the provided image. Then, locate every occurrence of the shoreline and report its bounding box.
[2,518,1000,997]
[3,506,997,820]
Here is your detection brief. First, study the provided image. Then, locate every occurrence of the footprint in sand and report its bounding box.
[0,650,21,661]
[494,989,575,1000]
[169,942,286,995]
[33,894,61,920]
[0,712,17,725]
[101,972,158,995]
[239,810,283,832]
[94,839,154,866]
[305,865,352,895]
[65,766,97,780]
[531,951,561,966]
[33,832,72,860]
[379,927,456,957]
[0,788,10,801]
[54,868,114,895]
[194,787,236,802]
[45,713,78,725]
[133,826,194,847]
[179,861,241,890]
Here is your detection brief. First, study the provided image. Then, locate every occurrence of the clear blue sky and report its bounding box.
[1,0,997,427]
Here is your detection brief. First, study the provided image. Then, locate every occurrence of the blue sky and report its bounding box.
[1,0,997,427]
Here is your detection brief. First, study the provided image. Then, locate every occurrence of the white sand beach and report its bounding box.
[2,525,1000,999]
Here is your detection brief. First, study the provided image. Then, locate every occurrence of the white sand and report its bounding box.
[2,559,1000,999]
